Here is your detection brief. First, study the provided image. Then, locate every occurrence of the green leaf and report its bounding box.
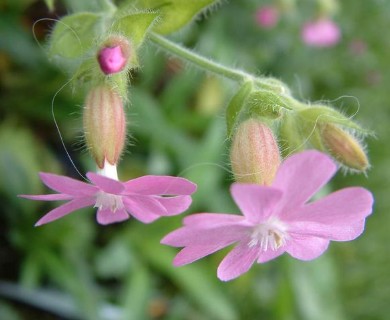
[226,81,253,138]
[112,11,159,47]
[48,12,100,59]
[129,223,238,320]
[288,256,346,320]
[137,0,218,35]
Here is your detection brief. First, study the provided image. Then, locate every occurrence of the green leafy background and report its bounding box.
[0,0,389,319]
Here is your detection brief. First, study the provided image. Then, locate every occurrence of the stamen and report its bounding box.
[248,219,288,252]
[95,191,124,212]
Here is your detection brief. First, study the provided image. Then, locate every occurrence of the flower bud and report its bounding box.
[230,119,281,185]
[321,124,369,171]
[97,36,131,75]
[83,85,126,168]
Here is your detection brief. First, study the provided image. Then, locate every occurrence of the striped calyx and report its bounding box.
[230,119,281,185]
[83,85,126,168]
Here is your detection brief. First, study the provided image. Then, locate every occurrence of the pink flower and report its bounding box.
[20,171,196,226]
[255,5,279,29]
[162,151,373,281]
[301,18,341,47]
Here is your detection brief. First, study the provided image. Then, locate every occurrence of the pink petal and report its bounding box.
[35,197,95,226]
[161,225,248,247]
[285,235,330,260]
[257,247,286,263]
[287,187,373,241]
[19,194,73,201]
[289,220,366,241]
[289,187,373,223]
[230,183,283,223]
[86,172,124,194]
[124,175,196,195]
[156,195,192,216]
[183,213,245,227]
[217,242,259,281]
[39,172,98,196]
[173,244,229,266]
[122,196,166,223]
[272,150,337,215]
[96,208,129,225]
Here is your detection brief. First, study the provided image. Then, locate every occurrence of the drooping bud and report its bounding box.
[230,119,281,185]
[97,36,131,75]
[320,123,369,171]
[83,85,126,168]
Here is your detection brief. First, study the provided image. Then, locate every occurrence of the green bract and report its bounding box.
[48,12,100,60]
[111,11,159,47]
[279,114,306,156]
[298,105,369,134]
[226,81,253,138]
[246,90,285,119]
[135,0,218,34]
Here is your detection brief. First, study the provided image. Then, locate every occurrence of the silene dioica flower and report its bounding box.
[301,18,341,47]
[20,163,196,226]
[162,150,373,281]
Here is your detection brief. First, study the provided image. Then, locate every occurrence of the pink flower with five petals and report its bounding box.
[161,151,373,281]
[20,172,196,226]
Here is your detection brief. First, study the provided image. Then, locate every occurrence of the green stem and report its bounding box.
[149,32,256,83]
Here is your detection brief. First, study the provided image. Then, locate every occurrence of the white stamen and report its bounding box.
[248,218,288,252]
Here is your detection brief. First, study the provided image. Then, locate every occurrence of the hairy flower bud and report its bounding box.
[321,124,369,171]
[97,36,131,75]
[230,119,281,185]
[83,85,126,168]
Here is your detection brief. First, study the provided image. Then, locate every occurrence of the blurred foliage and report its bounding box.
[0,0,389,319]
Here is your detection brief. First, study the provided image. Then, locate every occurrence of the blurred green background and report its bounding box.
[0,0,389,319]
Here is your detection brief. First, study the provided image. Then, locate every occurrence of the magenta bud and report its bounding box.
[97,36,131,75]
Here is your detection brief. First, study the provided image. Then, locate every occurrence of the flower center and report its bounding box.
[95,191,124,212]
[248,219,288,251]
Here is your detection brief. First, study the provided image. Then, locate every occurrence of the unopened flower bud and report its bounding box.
[230,119,281,185]
[97,36,131,75]
[321,124,369,171]
[83,85,126,168]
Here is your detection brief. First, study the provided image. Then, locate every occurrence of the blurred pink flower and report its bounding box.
[255,5,279,29]
[162,151,373,281]
[20,172,196,226]
[301,18,341,47]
